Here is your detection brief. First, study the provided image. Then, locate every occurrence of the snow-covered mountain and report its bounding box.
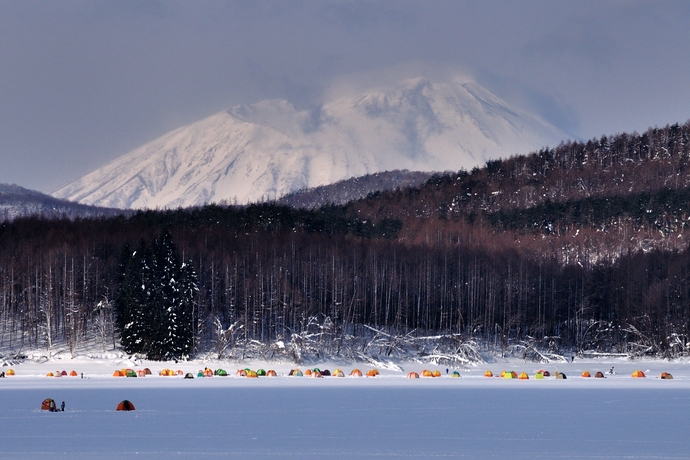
[52,77,568,209]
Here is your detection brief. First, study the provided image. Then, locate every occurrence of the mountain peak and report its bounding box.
[52,77,568,209]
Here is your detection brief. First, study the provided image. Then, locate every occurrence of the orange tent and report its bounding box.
[421,370,433,377]
[484,370,493,377]
[176,370,183,376]
[41,398,57,411]
[366,370,377,377]
[236,369,247,377]
[136,370,146,377]
[113,370,123,377]
[266,370,277,377]
[432,370,441,377]
[407,372,419,379]
[660,372,673,379]
[6,369,15,376]
[350,369,363,377]
[69,370,78,377]
[311,371,323,378]
[582,371,591,378]
[116,400,135,411]
[632,370,646,378]
[246,370,258,378]
[143,368,152,375]
[518,372,529,380]
[594,371,605,378]
[46,372,54,377]
[305,369,312,376]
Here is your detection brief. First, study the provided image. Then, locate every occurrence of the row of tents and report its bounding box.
[478,369,666,379]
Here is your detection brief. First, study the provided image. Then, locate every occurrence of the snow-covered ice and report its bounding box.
[1,358,689,458]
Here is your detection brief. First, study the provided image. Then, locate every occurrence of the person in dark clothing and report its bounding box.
[61,401,65,412]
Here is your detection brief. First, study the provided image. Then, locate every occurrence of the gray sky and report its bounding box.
[2,0,690,193]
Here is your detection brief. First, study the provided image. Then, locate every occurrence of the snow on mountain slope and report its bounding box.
[52,77,568,209]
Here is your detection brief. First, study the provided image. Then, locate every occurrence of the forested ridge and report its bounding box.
[2,121,690,363]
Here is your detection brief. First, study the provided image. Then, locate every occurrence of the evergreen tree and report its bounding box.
[114,234,198,360]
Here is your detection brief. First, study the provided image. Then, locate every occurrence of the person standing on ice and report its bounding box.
[61,401,65,411]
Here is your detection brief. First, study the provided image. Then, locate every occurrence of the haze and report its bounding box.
[1,0,689,193]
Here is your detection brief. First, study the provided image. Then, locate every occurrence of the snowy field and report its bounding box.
[2,357,690,458]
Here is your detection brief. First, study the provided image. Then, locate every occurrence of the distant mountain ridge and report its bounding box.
[0,183,127,221]
[277,170,433,209]
[52,77,568,209]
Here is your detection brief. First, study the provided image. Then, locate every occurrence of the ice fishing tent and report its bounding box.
[660,372,673,379]
[126,370,137,377]
[518,372,529,380]
[184,373,194,379]
[540,370,551,377]
[143,368,152,375]
[266,370,277,377]
[216,369,228,376]
[484,370,493,377]
[305,369,312,376]
[54,371,62,377]
[311,371,323,378]
[594,371,605,378]
[534,372,544,379]
[136,370,146,377]
[292,369,303,377]
[112,370,123,377]
[7,369,15,376]
[41,398,57,411]
[581,371,591,378]
[422,370,433,377]
[321,370,331,376]
[333,370,345,377]
[247,370,258,378]
[60,370,67,376]
[69,370,78,377]
[407,372,420,379]
[350,369,362,377]
[366,369,378,377]
[554,372,567,379]
[256,369,266,376]
[116,400,135,411]
[432,370,441,377]
[632,370,646,378]
[46,372,54,377]
[451,371,461,378]
[236,369,247,377]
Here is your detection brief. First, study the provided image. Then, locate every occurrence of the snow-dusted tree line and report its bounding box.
[3,122,690,362]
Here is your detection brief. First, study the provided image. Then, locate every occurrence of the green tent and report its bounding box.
[256,369,266,376]
[534,372,544,379]
[293,370,303,376]
[216,369,228,376]
[126,370,137,377]
[197,371,204,378]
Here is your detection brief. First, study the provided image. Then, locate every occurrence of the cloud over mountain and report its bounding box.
[53,77,567,209]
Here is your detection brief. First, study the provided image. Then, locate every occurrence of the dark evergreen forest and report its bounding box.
[2,121,690,362]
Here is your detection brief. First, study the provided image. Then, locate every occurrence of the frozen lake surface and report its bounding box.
[1,358,689,458]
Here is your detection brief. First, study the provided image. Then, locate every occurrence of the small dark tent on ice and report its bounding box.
[116,400,136,411]
[184,372,195,379]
